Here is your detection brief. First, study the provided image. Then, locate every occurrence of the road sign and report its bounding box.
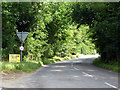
[9,54,20,63]
[16,32,29,42]
[16,31,29,62]
[19,46,24,51]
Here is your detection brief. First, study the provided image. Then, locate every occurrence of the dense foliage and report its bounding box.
[72,2,120,63]
[2,2,96,62]
[2,2,119,64]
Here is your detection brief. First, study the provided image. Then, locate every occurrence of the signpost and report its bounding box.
[16,31,29,62]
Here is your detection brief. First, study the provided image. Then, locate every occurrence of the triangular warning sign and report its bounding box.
[16,32,29,42]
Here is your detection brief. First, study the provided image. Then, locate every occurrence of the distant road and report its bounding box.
[2,55,118,89]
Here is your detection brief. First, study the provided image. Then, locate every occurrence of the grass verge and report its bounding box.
[1,61,42,72]
[1,54,82,73]
[93,57,119,72]
[0,57,64,72]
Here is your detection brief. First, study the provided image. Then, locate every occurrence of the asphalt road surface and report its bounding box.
[2,55,118,89]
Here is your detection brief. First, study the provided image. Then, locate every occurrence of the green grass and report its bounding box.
[1,57,63,72]
[93,57,119,72]
[1,61,42,72]
[1,54,83,72]
[1,57,64,72]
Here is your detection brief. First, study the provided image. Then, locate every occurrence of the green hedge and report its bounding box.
[93,57,119,72]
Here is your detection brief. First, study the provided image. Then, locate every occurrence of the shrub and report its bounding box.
[93,57,119,72]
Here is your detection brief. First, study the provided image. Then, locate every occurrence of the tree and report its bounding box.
[72,2,120,63]
[2,2,96,61]
[2,2,39,59]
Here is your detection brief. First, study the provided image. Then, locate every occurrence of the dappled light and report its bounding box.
[53,65,66,68]
[73,76,79,78]
[87,69,96,72]
[50,69,63,72]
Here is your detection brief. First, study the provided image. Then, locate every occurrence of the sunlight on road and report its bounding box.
[87,69,96,72]
[53,66,66,68]
[80,54,100,58]
[73,76,79,78]
[72,61,83,63]
[50,69,63,72]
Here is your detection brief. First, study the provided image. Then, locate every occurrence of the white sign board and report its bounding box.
[16,32,29,42]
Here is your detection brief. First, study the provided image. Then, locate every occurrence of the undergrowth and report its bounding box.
[1,55,82,72]
[93,57,119,72]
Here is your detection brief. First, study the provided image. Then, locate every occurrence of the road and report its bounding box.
[2,55,118,89]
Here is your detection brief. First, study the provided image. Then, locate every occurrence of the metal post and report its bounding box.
[20,31,23,62]
[20,42,23,62]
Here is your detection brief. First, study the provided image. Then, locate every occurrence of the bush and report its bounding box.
[44,46,54,58]
[63,56,71,60]
[93,57,119,72]
[42,58,56,65]
[53,56,63,61]
[76,53,83,58]
[38,61,44,66]
[54,58,61,61]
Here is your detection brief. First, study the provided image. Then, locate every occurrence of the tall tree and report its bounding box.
[72,2,120,63]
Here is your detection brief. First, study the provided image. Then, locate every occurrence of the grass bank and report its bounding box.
[93,57,119,72]
[1,61,42,72]
[1,55,82,72]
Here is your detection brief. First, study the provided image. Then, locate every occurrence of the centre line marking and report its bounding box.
[82,72,93,78]
[73,67,79,70]
[104,82,117,88]
[71,62,73,67]
[71,61,79,70]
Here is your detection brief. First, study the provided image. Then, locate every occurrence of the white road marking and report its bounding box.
[105,82,118,88]
[73,67,79,70]
[73,76,79,78]
[71,62,73,67]
[82,72,93,78]
[71,61,79,70]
